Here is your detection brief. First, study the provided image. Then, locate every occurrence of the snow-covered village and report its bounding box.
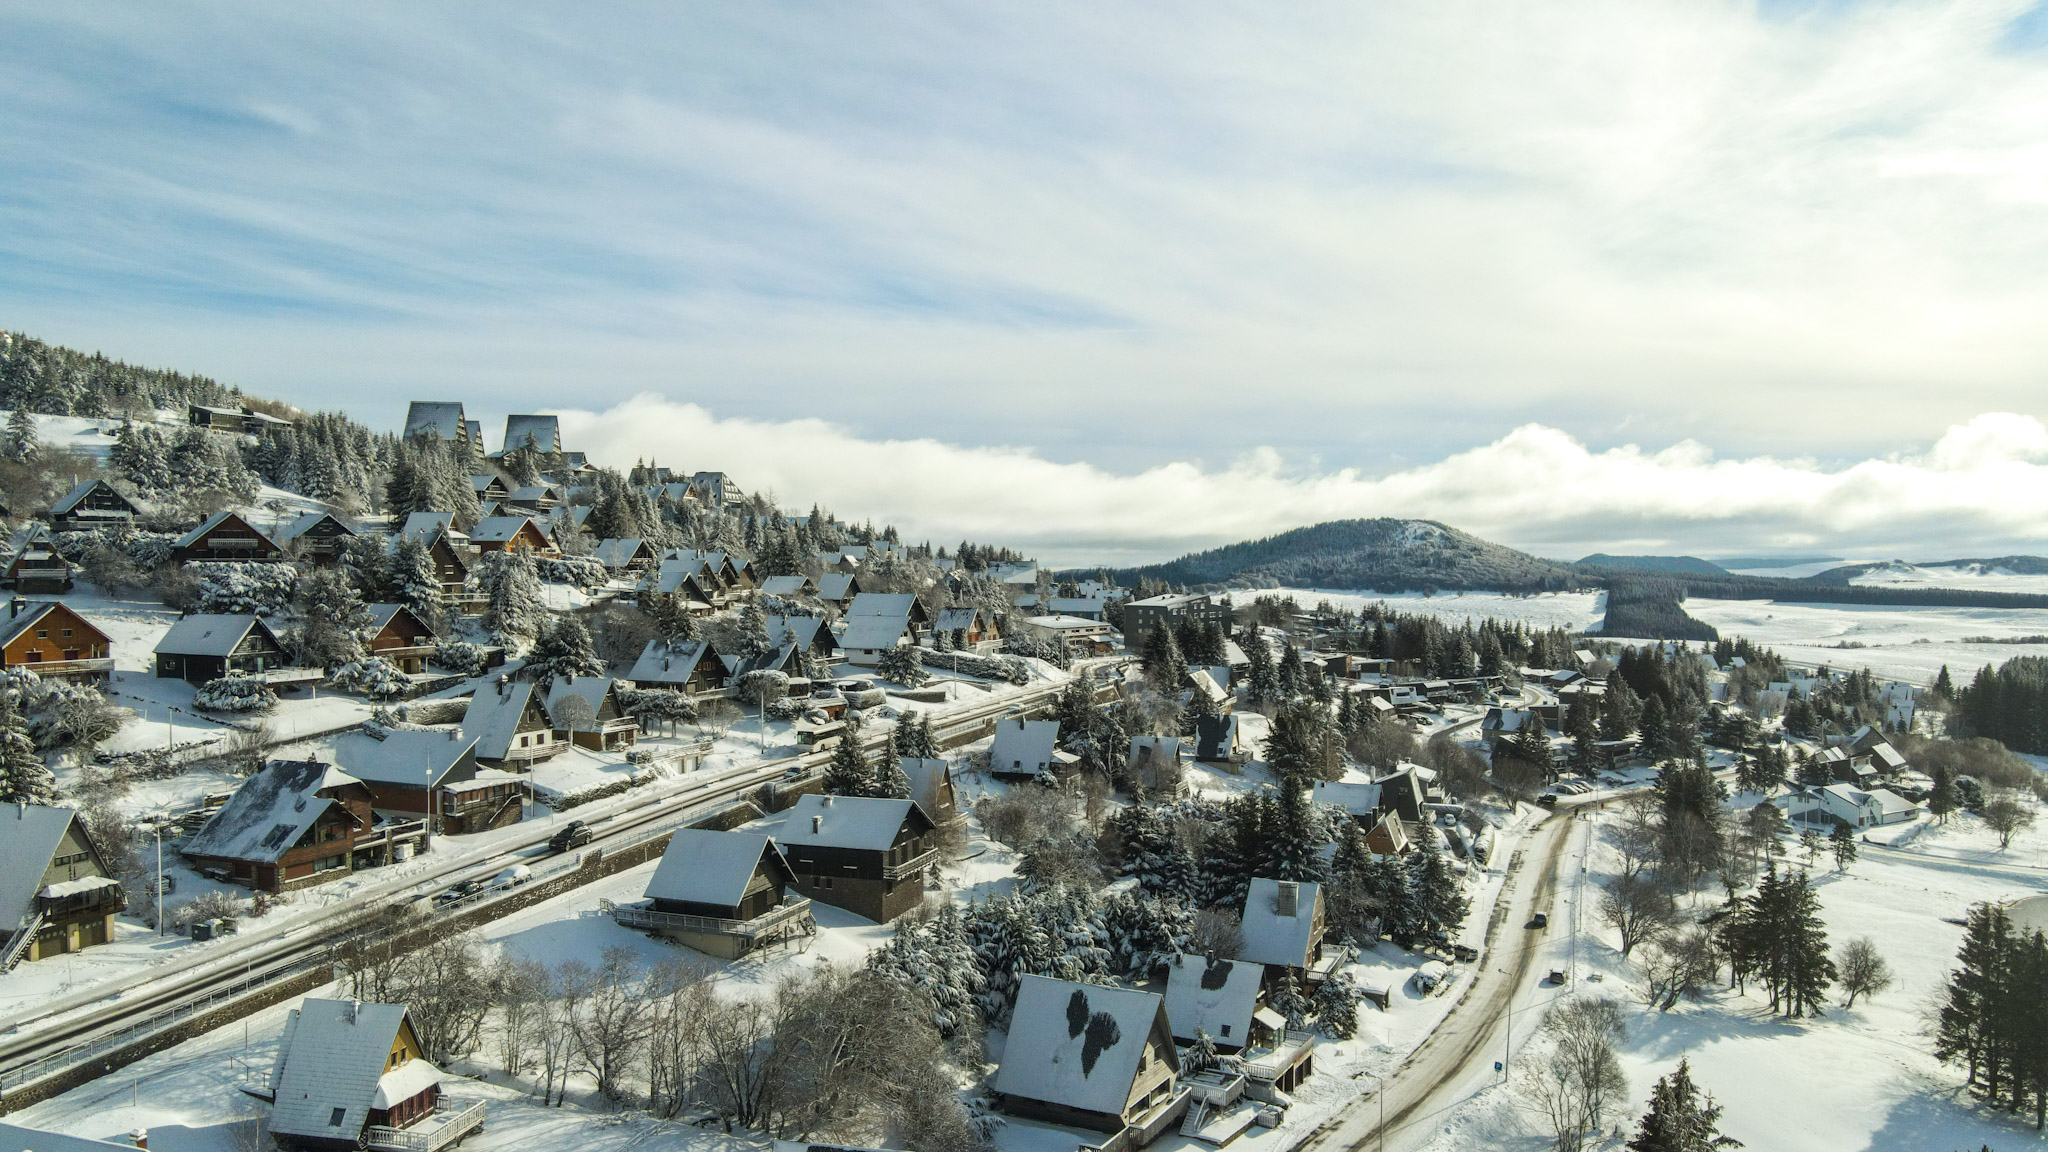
[10,9,2048,1152]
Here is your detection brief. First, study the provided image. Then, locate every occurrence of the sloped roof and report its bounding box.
[329,728,476,790]
[1311,780,1382,817]
[780,794,916,852]
[469,515,541,544]
[51,478,137,516]
[544,676,619,731]
[765,614,833,653]
[1163,953,1264,1044]
[0,1124,133,1152]
[460,680,548,760]
[269,999,422,1140]
[989,718,1059,774]
[592,538,649,569]
[154,614,270,657]
[840,612,913,652]
[627,639,726,687]
[404,401,467,441]
[397,511,460,544]
[0,804,80,935]
[1238,878,1323,968]
[900,758,954,823]
[846,592,919,617]
[503,414,561,454]
[758,575,813,596]
[815,573,859,600]
[174,511,276,550]
[274,512,355,546]
[364,603,437,641]
[1128,736,1182,765]
[645,829,789,908]
[0,601,88,650]
[184,760,361,863]
[933,606,984,633]
[993,975,1176,1115]
[1195,713,1240,762]
[7,523,56,552]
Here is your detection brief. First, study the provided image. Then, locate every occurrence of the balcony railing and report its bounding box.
[603,896,813,939]
[356,819,428,849]
[882,848,938,882]
[9,657,114,677]
[365,1099,486,1152]
[1240,1030,1316,1082]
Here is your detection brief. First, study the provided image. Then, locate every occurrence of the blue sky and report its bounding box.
[5,2,2048,563]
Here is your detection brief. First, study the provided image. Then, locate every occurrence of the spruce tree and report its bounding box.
[1625,1059,1742,1150]
[824,732,872,796]
[1829,820,1857,872]
[1407,833,1469,948]
[525,615,604,684]
[0,697,56,806]
[5,407,37,463]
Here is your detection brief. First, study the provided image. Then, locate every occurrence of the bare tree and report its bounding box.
[494,957,548,1077]
[645,958,713,1119]
[1641,925,1720,1011]
[1836,937,1893,1009]
[1611,793,1663,881]
[1190,908,1245,958]
[572,946,652,1104]
[532,959,587,1106]
[1599,873,1679,959]
[1517,998,1629,1152]
[406,936,499,1062]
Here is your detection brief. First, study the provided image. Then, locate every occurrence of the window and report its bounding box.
[60,629,71,638]
[519,735,529,747]
[817,876,834,889]
[329,1108,347,1127]
[35,630,47,639]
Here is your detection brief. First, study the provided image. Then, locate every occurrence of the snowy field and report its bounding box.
[1672,598,2048,685]
[1408,801,2048,1152]
[1270,588,1608,633]
[1848,560,2048,597]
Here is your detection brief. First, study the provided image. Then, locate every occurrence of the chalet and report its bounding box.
[814,571,863,609]
[329,727,524,834]
[503,484,564,514]
[992,975,1187,1143]
[275,512,357,566]
[468,515,555,556]
[188,402,293,436]
[1311,780,1384,826]
[49,479,141,532]
[405,401,473,451]
[1239,878,1327,973]
[502,413,562,456]
[1185,666,1230,711]
[544,676,638,751]
[4,524,72,593]
[643,560,722,615]
[592,537,657,574]
[839,593,927,665]
[459,678,560,765]
[687,470,741,506]
[1127,736,1188,798]
[549,504,594,536]
[765,613,838,661]
[469,474,512,502]
[1194,713,1243,764]
[626,638,731,696]
[931,605,998,650]
[396,514,474,599]
[1786,783,1920,830]
[0,804,123,969]
[1163,953,1265,1050]
[1374,767,1430,823]
[664,549,756,602]
[172,511,283,563]
[607,830,814,959]
[899,757,962,826]
[1365,812,1412,855]
[363,604,439,674]
[183,759,424,891]
[0,600,113,685]
[265,998,483,1152]
[758,574,817,598]
[777,793,937,923]
[989,717,1073,783]
[154,614,312,686]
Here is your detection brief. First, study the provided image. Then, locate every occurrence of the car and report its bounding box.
[490,864,532,889]
[1537,793,1558,807]
[548,821,593,853]
[1531,912,1550,929]
[434,880,483,908]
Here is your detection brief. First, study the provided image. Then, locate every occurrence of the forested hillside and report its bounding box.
[1114,518,1589,593]
[1577,554,1728,576]
[0,329,255,417]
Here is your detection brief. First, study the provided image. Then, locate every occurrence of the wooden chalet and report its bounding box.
[931,605,998,650]
[182,759,426,891]
[468,515,555,556]
[3,525,72,593]
[264,999,483,1152]
[756,574,816,598]
[0,600,113,685]
[469,474,512,502]
[1,804,124,969]
[592,537,657,574]
[48,479,140,532]
[172,511,283,563]
[992,976,1187,1142]
[813,571,863,609]
[606,829,814,959]
[328,728,526,835]
[364,604,439,674]
[459,677,560,765]
[899,757,962,827]
[777,793,937,923]
[275,512,357,566]
[626,638,730,696]
[543,675,638,751]
[188,403,292,437]
[154,614,315,686]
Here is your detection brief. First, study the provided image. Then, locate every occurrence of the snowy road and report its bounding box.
[1301,808,1579,1152]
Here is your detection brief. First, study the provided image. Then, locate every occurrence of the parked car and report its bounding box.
[434,880,483,908]
[490,864,532,889]
[549,821,593,853]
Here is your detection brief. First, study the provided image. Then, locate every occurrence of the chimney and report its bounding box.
[496,675,507,697]
[7,598,18,619]
[811,815,823,834]
[1277,880,1299,917]
[130,1131,147,1150]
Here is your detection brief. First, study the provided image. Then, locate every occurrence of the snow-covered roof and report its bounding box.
[840,612,913,652]
[1870,743,1908,770]
[779,794,916,852]
[1481,707,1530,733]
[174,510,275,550]
[38,874,120,901]
[268,998,423,1140]
[1129,736,1182,764]
[1127,592,1206,608]
[154,614,270,657]
[460,680,547,760]
[627,639,725,687]
[1195,713,1239,762]
[845,592,919,618]
[371,1057,443,1110]
[649,559,715,597]
[505,484,559,503]
[50,478,136,517]
[815,573,858,600]
[363,603,437,641]
[469,515,541,544]
[502,414,561,454]
[1026,614,1107,632]
[0,804,80,935]
[1312,780,1383,817]
[899,758,954,823]
[1163,953,1264,1044]
[992,975,1175,1115]
[933,606,983,633]
[758,575,813,596]
[404,401,467,441]
[329,728,476,790]
[764,614,833,653]
[274,511,355,546]
[645,829,787,908]
[544,676,618,731]
[184,760,361,863]
[1238,878,1323,968]
[397,511,460,544]
[990,718,1059,775]
[7,523,56,552]
[0,1124,133,1152]
[592,538,648,569]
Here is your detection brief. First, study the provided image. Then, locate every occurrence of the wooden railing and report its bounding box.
[364,1099,485,1152]
[882,848,938,882]
[603,896,813,939]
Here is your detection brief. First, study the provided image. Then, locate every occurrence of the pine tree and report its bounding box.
[872,754,912,800]
[478,549,547,651]
[1639,695,1671,762]
[824,732,871,796]
[1407,833,1469,949]
[1625,1059,1742,1150]
[387,537,441,619]
[1269,783,1327,882]
[5,407,37,463]
[0,696,57,806]
[877,643,928,688]
[293,568,372,671]
[525,615,604,684]
[1829,820,1857,872]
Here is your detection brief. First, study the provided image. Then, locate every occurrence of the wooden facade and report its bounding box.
[174,512,284,563]
[782,804,937,923]
[0,601,113,685]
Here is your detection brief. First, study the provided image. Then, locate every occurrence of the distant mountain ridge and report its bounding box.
[1812,556,2048,584]
[1577,554,1729,576]
[1108,518,1590,593]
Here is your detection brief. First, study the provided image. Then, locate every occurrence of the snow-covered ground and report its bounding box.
[1270,589,1608,633]
[1849,560,2048,597]
[1673,598,2048,685]
[1408,800,2048,1152]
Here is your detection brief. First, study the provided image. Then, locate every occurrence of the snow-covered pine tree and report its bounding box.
[871,754,912,800]
[1267,970,1312,1029]
[0,696,57,805]
[387,536,442,619]
[824,731,871,796]
[1268,782,1329,882]
[1625,1058,1742,1151]
[1312,972,1365,1038]
[524,614,604,685]
[5,407,37,463]
[293,567,372,670]
[1406,832,1469,949]
[478,548,547,651]
[877,643,928,688]
[193,674,278,713]
[1099,890,1193,980]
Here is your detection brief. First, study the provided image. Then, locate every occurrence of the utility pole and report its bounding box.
[155,821,163,935]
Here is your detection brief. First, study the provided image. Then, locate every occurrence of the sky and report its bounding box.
[4,1,2048,567]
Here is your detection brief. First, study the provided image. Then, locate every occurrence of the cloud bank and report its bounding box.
[560,400,2048,568]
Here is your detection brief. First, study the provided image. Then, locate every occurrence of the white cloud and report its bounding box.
[560,398,2048,567]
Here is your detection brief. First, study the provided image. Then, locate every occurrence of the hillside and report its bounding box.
[1576,553,1728,576]
[1110,518,1590,593]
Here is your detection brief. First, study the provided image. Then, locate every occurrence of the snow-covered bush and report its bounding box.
[736,669,790,706]
[618,686,697,734]
[194,675,278,713]
[170,889,250,934]
[329,657,410,699]
[876,644,929,688]
[537,555,608,589]
[433,640,493,677]
[843,685,887,709]
[765,696,805,721]
[922,650,1030,685]
[1003,634,1071,669]
[190,561,298,616]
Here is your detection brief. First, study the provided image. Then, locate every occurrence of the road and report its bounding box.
[0,662,1124,1098]
[1300,806,1581,1152]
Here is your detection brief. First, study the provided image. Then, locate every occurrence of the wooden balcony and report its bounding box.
[881,848,938,882]
[365,1099,485,1152]
[7,657,114,679]
[604,896,814,940]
